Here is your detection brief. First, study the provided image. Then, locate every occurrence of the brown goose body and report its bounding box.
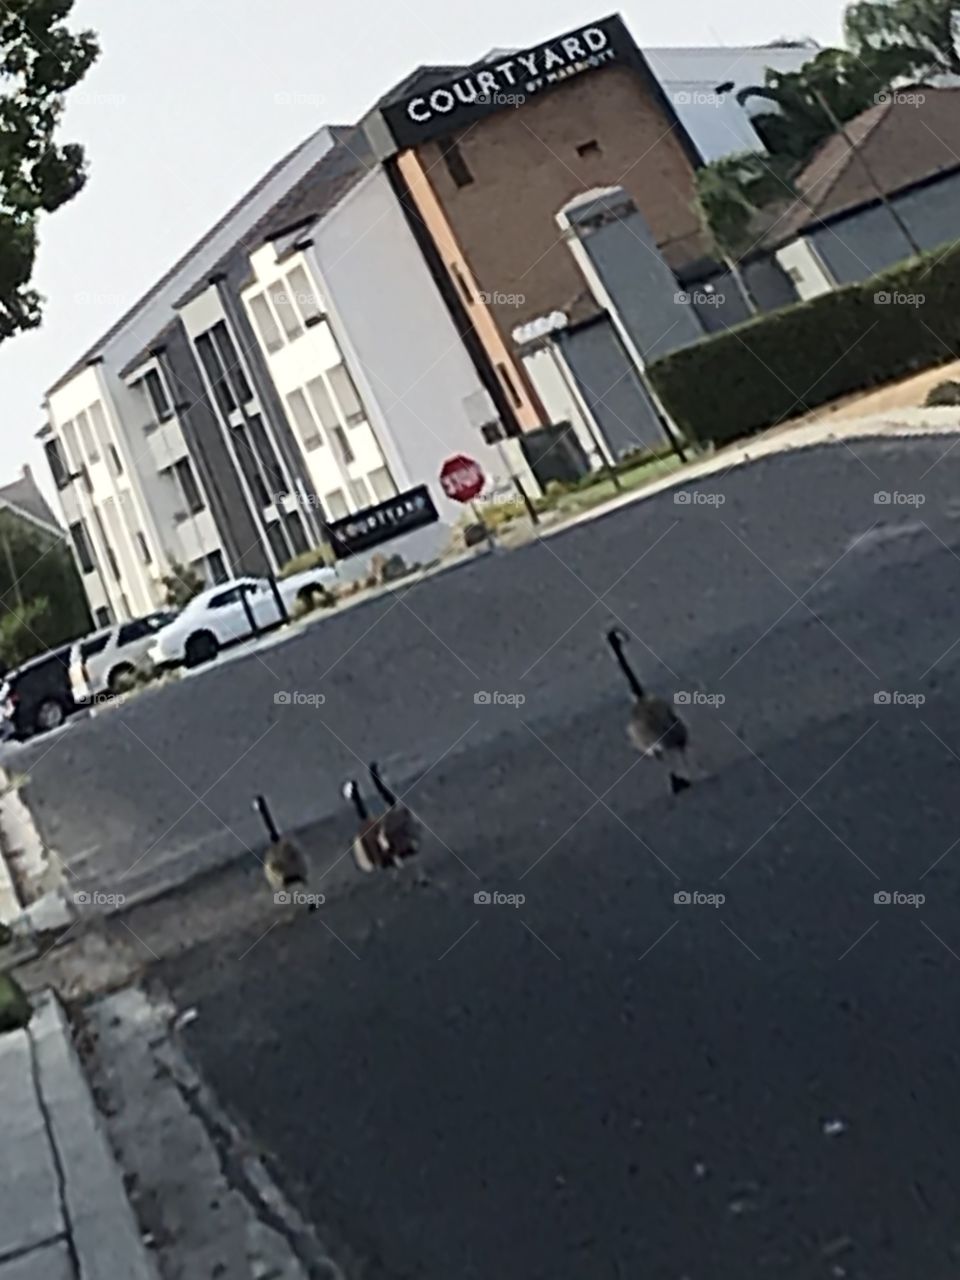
[344,781,391,872]
[370,762,419,865]
[254,795,316,908]
[607,629,692,793]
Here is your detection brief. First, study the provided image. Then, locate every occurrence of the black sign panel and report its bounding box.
[328,485,439,559]
[381,15,642,149]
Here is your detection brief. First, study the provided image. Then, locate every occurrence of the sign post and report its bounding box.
[440,456,497,552]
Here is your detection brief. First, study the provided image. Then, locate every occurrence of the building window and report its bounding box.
[196,322,253,416]
[45,439,69,490]
[212,321,253,403]
[140,370,172,422]
[265,520,288,567]
[105,544,122,582]
[269,282,303,343]
[135,532,152,565]
[249,415,288,499]
[497,361,523,410]
[284,511,309,556]
[576,139,601,157]
[324,489,349,521]
[286,389,322,451]
[69,521,95,574]
[249,292,284,354]
[442,140,474,188]
[173,458,205,515]
[108,445,124,476]
[62,420,81,469]
[367,466,397,504]
[195,331,236,416]
[349,477,370,509]
[328,363,366,426]
[76,411,99,463]
[451,264,474,305]
[306,376,339,431]
[330,425,355,466]
[89,401,112,452]
[232,424,270,508]
[286,265,324,325]
[206,550,228,584]
[95,606,112,627]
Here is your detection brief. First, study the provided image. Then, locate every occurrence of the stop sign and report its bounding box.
[440,454,485,503]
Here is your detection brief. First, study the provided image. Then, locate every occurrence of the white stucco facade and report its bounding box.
[43,128,339,621]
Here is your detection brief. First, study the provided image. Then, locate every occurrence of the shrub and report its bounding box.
[0,972,31,1032]
[925,379,960,407]
[280,544,334,578]
[162,561,204,609]
[292,585,336,619]
[648,242,960,446]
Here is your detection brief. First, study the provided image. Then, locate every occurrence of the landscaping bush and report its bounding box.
[648,241,960,446]
[280,544,334,578]
[925,380,960,407]
[0,972,30,1032]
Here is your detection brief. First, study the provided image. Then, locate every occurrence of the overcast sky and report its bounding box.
[0,0,846,493]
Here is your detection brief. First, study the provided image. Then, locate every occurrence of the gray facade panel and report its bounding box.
[158,323,271,577]
[743,256,799,312]
[216,256,325,538]
[564,190,705,363]
[808,171,960,286]
[558,317,670,458]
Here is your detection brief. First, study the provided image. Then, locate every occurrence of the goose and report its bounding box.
[606,627,692,794]
[369,761,420,865]
[253,795,318,909]
[343,780,386,873]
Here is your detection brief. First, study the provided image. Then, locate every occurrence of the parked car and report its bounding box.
[69,610,178,703]
[0,646,78,740]
[149,571,338,670]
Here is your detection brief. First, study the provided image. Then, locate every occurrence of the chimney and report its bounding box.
[21,464,32,484]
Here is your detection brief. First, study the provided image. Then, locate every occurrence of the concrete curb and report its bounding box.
[0,766,73,942]
[28,991,160,1280]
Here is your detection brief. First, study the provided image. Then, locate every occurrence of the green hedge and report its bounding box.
[648,241,960,446]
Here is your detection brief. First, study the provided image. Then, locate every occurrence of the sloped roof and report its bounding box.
[765,87,960,248]
[173,125,376,310]
[47,124,336,398]
[0,469,61,535]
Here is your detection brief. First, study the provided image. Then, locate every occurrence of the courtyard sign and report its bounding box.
[381,15,642,148]
[328,485,439,559]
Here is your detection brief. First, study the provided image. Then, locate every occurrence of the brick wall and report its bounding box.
[414,63,709,343]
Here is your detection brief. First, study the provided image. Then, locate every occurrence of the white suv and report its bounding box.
[69,611,177,702]
[148,571,337,669]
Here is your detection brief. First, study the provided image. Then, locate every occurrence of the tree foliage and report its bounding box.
[0,0,98,343]
[845,0,960,75]
[0,509,91,669]
[696,0,960,258]
[161,560,205,609]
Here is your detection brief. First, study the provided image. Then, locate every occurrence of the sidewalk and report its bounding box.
[0,992,158,1280]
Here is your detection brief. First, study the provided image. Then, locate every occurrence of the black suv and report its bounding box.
[0,646,78,741]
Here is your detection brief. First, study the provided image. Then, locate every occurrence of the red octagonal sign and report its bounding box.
[440,454,485,504]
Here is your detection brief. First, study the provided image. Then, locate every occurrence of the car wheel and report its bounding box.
[184,632,219,668]
[107,664,135,696]
[35,699,66,734]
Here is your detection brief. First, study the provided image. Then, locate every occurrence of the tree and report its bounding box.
[0,1,98,343]
[696,152,795,258]
[695,29,922,259]
[0,509,90,669]
[161,560,204,609]
[845,0,960,76]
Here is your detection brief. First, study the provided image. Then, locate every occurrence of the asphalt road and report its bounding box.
[73,435,960,1278]
[9,437,960,912]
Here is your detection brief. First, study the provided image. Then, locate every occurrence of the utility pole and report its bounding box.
[810,87,923,257]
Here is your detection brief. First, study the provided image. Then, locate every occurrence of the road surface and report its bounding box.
[42,436,960,1278]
